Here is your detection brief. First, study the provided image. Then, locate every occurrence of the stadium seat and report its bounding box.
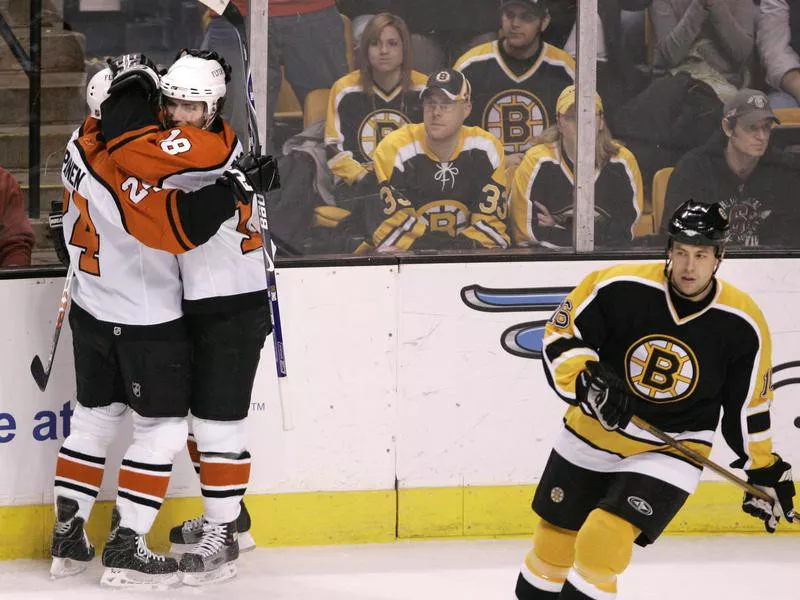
[774,107,800,125]
[304,88,330,128]
[651,167,674,233]
[633,213,654,237]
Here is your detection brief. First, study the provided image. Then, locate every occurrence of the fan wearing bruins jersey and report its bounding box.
[325,13,426,186]
[515,201,797,600]
[366,68,509,252]
[511,85,643,248]
[454,0,575,162]
[100,51,275,583]
[49,68,251,588]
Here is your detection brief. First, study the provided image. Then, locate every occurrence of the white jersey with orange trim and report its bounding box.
[542,262,775,492]
[105,121,267,312]
[61,118,182,325]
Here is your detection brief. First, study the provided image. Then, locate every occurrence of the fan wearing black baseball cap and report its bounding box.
[663,88,800,248]
[454,0,575,164]
[360,68,510,252]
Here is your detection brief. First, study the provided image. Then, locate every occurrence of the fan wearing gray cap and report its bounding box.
[362,68,510,252]
[454,0,575,163]
[662,88,800,248]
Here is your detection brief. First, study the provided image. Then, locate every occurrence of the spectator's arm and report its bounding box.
[0,169,35,267]
[652,0,709,68]
[758,0,800,96]
[325,79,369,185]
[510,151,538,247]
[460,143,510,249]
[705,0,755,67]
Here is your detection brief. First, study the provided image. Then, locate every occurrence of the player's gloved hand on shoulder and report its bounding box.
[106,53,161,99]
[575,360,633,431]
[217,152,280,206]
[743,454,796,533]
[48,199,70,267]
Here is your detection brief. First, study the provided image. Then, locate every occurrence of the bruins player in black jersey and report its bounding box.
[454,0,574,165]
[515,200,796,600]
[365,68,509,252]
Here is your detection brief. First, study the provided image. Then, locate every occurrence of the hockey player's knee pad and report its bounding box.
[531,518,577,570]
[68,402,127,449]
[131,414,188,461]
[573,509,638,588]
[192,416,247,454]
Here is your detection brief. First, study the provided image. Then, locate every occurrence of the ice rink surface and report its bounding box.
[0,536,798,599]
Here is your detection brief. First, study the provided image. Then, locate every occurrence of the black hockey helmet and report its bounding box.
[668,199,729,254]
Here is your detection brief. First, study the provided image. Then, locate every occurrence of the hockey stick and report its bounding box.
[30,265,74,391]
[629,415,772,503]
[199,0,293,430]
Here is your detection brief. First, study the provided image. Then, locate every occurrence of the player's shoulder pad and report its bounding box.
[331,70,362,95]
[461,126,505,166]
[716,279,768,323]
[542,43,576,71]
[581,262,665,294]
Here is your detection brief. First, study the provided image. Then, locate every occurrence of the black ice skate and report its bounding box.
[100,507,180,590]
[179,520,239,586]
[169,499,254,556]
[49,496,95,578]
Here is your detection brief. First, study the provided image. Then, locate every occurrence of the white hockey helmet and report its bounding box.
[160,51,229,129]
[86,67,113,119]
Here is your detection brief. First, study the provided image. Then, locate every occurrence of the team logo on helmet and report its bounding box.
[358,109,409,160]
[483,90,547,154]
[626,335,699,403]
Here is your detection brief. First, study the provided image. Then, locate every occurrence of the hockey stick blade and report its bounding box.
[30,355,50,391]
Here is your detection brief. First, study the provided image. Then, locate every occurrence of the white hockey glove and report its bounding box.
[575,360,633,431]
[106,53,161,99]
[743,455,796,533]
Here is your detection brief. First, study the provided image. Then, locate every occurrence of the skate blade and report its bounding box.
[100,567,181,591]
[181,562,238,586]
[238,531,256,553]
[49,556,90,579]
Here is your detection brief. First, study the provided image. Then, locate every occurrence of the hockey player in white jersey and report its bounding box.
[101,50,279,585]
[48,67,269,589]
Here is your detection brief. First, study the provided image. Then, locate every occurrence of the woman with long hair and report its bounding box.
[510,85,644,248]
[324,13,427,188]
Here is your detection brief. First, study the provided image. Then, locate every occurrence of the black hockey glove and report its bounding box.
[48,199,70,267]
[217,152,280,206]
[743,454,796,533]
[575,360,633,431]
[106,53,161,99]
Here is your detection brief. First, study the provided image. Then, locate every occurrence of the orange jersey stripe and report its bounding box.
[187,438,200,464]
[55,456,104,488]
[118,467,171,499]
[200,460,251,488]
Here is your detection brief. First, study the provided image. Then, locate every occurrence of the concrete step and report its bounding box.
[0,123,76,170]
[2,0,64,28]
[11,168,65,213]
[0,29,85,73]
[0,71,86,125]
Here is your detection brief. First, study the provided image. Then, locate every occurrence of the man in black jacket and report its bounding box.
[663,89,800,248]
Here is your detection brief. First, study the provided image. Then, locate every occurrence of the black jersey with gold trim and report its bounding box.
[325,70,426,185]
[542,262,774,472]
[369,123,509,251]
[454,41,575,155]
[511,141,643,248]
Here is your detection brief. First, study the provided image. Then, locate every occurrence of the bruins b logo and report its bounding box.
[625,335,699,403]
[359,109,409,160]
[482,89,547,154]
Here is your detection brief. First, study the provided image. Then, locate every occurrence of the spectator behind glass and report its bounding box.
[0,167,35,267]
[511,85,643,249]
[325,13,426,188]
[651,0,755,102]
[662,89,800,248]
[268,0,349,153]
[454,0,575,168]
[201,0,248,144]
[758,0,800,109]
[364,69,509,253]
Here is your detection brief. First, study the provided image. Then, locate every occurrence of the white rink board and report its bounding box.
[1,258,799,507]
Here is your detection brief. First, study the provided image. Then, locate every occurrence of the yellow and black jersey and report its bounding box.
[369,123,509,251]
[511,141,643,248]
[454,41,575,155]
[325,70,427,185]
[542,262,775,476]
